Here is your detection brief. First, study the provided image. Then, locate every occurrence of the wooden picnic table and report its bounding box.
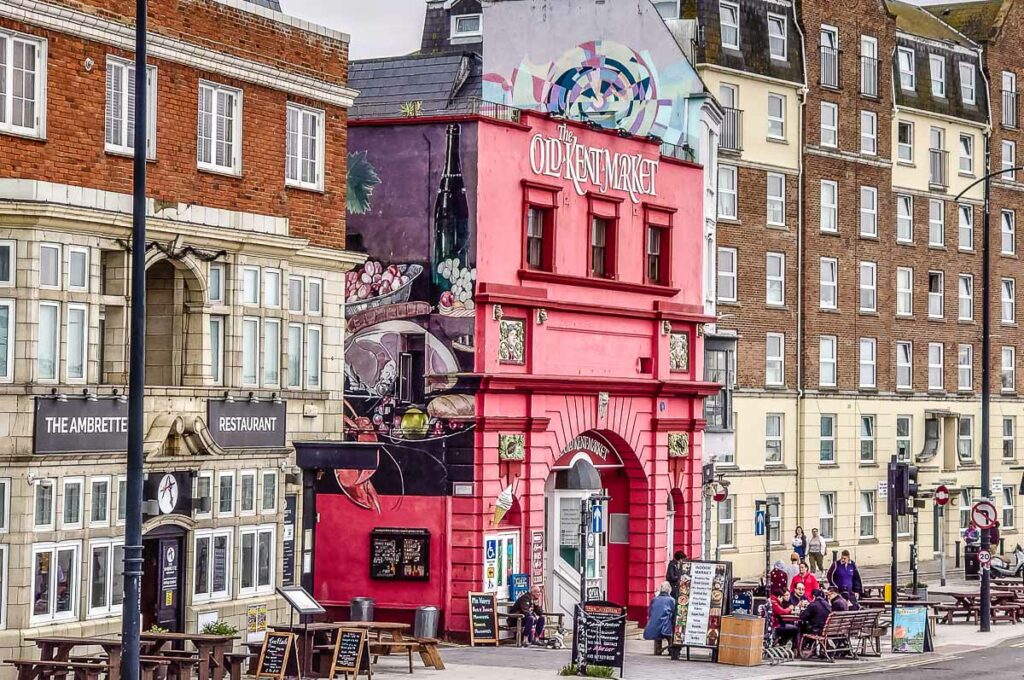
[332,621,411,643]
[930,588,1024,624]
[25,637,124,680]
[140,632,236,680]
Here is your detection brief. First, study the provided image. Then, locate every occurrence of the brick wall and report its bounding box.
[0,0,349,249]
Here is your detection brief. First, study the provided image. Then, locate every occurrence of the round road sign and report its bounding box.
[980,550,993,568]
[935,485,950,506]
[972,500,998,530]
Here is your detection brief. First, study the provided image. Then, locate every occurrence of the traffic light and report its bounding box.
[892,462,920,516]
[887,460,899,517]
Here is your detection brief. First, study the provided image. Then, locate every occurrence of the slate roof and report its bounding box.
[348,52,481,119]
[885,0,974,46]
[926,1,1008,42]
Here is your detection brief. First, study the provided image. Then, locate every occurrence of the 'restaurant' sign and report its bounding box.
[530,123,659,203]
[34,398,128,454]
[208,400,287,449]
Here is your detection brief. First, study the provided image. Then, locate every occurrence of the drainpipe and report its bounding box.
[793,7,809,531]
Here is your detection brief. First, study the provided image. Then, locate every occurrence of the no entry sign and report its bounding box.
[934,485,950,506]
[972,500,998,530]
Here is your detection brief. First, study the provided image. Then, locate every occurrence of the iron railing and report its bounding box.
[861,56,879,97]
[350,97,522,123]
[1003,89,1019,129]
[721,107,743,152]
[820,46,841,89]
[660,140,697,163]
[930,149,949,189]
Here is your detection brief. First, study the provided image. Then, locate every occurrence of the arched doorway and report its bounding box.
[144,257,206,386]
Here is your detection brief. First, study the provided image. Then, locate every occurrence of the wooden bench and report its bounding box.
[500,609,566,646]
[368,640,416,674]
[413,639,444,671]
[798,610,879,663]
[6,659,108,680]
[223,652,253,680]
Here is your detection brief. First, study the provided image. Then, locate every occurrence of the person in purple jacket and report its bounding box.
[826,550,863,606]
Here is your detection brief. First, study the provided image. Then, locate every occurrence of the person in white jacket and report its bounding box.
[807,528,828,574]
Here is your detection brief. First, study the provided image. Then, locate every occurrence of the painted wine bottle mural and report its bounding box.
[432,124,471,299]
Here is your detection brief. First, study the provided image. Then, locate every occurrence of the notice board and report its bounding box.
[571,601,626,676]
[255,632,295,680]
[330,628,369,678]
[672,560,733,649]
[370,528,430,581]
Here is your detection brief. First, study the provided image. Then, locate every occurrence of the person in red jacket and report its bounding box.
[769,587,798,646]
[790,561,819,596]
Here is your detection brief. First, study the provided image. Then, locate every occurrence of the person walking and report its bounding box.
[827,550,863,606]
[792,527,807,561]
[807,528,828,575]
[666,551,687,599]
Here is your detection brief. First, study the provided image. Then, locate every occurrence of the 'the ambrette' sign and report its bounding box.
[34,398,128,454]
[530,123,659,203]
[208,400,287,449]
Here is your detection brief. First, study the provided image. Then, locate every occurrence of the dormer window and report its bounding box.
[451,13,482,39]
[719,1,740,50]
[898,47,915,91]
[930,54,946,97]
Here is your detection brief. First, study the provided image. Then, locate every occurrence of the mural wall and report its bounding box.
[481,0,709,154]
[333,122,480,509]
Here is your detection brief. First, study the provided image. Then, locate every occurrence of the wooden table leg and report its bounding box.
[197,647,211,680]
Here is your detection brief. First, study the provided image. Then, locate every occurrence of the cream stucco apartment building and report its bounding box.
[670,0,1024,577]
[0,0,359,661]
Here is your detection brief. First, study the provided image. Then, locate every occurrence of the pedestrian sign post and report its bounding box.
[754,510,766,537]
[972,500,998,530]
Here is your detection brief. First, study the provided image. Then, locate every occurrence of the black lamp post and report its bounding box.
[954,151,1024,632]
[121,0,148,678]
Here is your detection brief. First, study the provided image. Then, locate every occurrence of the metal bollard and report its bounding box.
[955,540,961,569]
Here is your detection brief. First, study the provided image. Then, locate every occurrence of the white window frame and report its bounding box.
[898,47,916,91]
[819,415,836,464]
[767,12,787,60]
[239,470,257,516]
[1002,140,1017,181]
[0,478,9,533]
[262,318,281,388]
[307,278,323,316]
[860,186,878,237]
[263,269,281,309]
[897,194,914,243]
[1004,346,1017,393]
[896,341,913,390]
[65,303,88,384]
[61,477,83,530]
[928,271,944,319]
[718,247,737,302]
[898,121,914,163]
[929,199,945,247]
[39,243,60,290]
[33,479,55,531]
[193,529,232,603]
[959,61,976,105]
[1003,210,1017,255]
[241,266,260,307]
[285,103,326,191]
[195,471,214,520]
[897,267,913,317]
[1004,278,1017,323]
[859,491,876,538]
[859,337,877,389]
[288,276,304,314]
[958,416,974,460]
[820,257,837,310]
[958,204,974,251]
[819,335,837,388]
[286,322,303,390]
[719,1,740,50]
[860,415,876,463]
[930,54,946,97]
[717,165,738,220]
[261,470,278,515]
[896,415,913,461]
[958,274,973,321]
[1004,416,1017,460]
[1004,487,1016,529]
[38,301,60,383]
[216,470,235,518]
[209,315,224,386]
[959,134,975,175]
[0,240,13,288]
[241,317,260,387]
[765,252,785,306]
[0,299,14,384]
[767,93,786,139]
[87,538,124,618]
[820,180,838,233]
[0,31,47,138]
[929,342,945,391]
[104,56,156,159]
[67,246,89,293]
[859,261,877,313]
[239,524,276,596]
[209,263,225,304]
[860,110,877,155]
[820,102,837,148]
[0,544,6,629]
[305,324,322,390]
[116,476,127,526]
[88,476,110,528]
[958,344,973,391]
[765,332,784,387]
[819,493,836,540]
[450,13,483,38]
[196,80,242,175]
[766,173,786,227]
[717,496,735,548]
[30,541,79,625]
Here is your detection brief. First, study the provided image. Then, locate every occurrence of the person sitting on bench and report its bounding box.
[513,586,546,646]
[644,582,677,655]
[799,589,831,636]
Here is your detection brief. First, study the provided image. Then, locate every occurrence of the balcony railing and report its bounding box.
[660,140,697,163]
[721,107,743,152]
[1003,89,1019,129]
[860,56,879,98]
[820,46,841,89]
[930,148,949,189]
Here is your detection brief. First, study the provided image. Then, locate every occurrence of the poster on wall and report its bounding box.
[530,531,544,585]
[246,604,269,643]
[672,560,733,649]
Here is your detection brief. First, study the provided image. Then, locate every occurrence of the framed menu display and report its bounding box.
[370,528,430,581]
[671,560,734,652]
[329,628,370,678]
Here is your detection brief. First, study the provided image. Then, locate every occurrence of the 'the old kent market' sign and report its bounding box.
[34,397,128,454]
[208,400,287,449]
[530,123,659,203]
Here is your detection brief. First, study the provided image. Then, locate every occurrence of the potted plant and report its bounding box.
[201,620,239,636]
[904,581,928,601]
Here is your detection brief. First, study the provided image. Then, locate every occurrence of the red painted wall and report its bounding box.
[314,495,449,617]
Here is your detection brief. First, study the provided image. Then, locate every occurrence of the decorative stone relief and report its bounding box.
[498,433,525,461]
[661,320,672,336]
[536,308,548,325]
[492,304,504,321]
[668,432,690,458]
[499,318,525,364]
[669,332,689,371]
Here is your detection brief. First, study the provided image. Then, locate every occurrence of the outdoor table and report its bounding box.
[861,584,888,599]
[25,637,124,680]
[332,621,412,644]
[140,632,236,680]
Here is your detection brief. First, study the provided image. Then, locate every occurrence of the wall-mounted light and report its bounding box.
[85,389,98,402]
[249,392,259,404]
[57,393,67,403]
[225,391,235,404]
[272,392,282,405]
[83,57,94,72]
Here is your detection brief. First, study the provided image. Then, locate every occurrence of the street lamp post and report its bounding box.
[121,0,148,678]
[953,149,1024,632]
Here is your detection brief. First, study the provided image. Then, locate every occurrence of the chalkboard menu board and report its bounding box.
[370,528,430,581]
[256,632,294,680]
[672,560,733,650]
[468,592,498,646]
[330,628,368,678]
[571,601,626,675]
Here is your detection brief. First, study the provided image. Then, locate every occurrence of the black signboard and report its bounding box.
[468,592,498,646]
[330,628,369,678]
[208,399,286,449]
[282,495,297,585]
[34,397,128,454]
[256,632,294,680]
[571,601,626,676]
[144,471,193,518]
[369,528,430,581]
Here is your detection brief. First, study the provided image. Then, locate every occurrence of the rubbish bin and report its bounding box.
[350,597,375,621]
[415,606,440,639]
[965,543,980,580]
